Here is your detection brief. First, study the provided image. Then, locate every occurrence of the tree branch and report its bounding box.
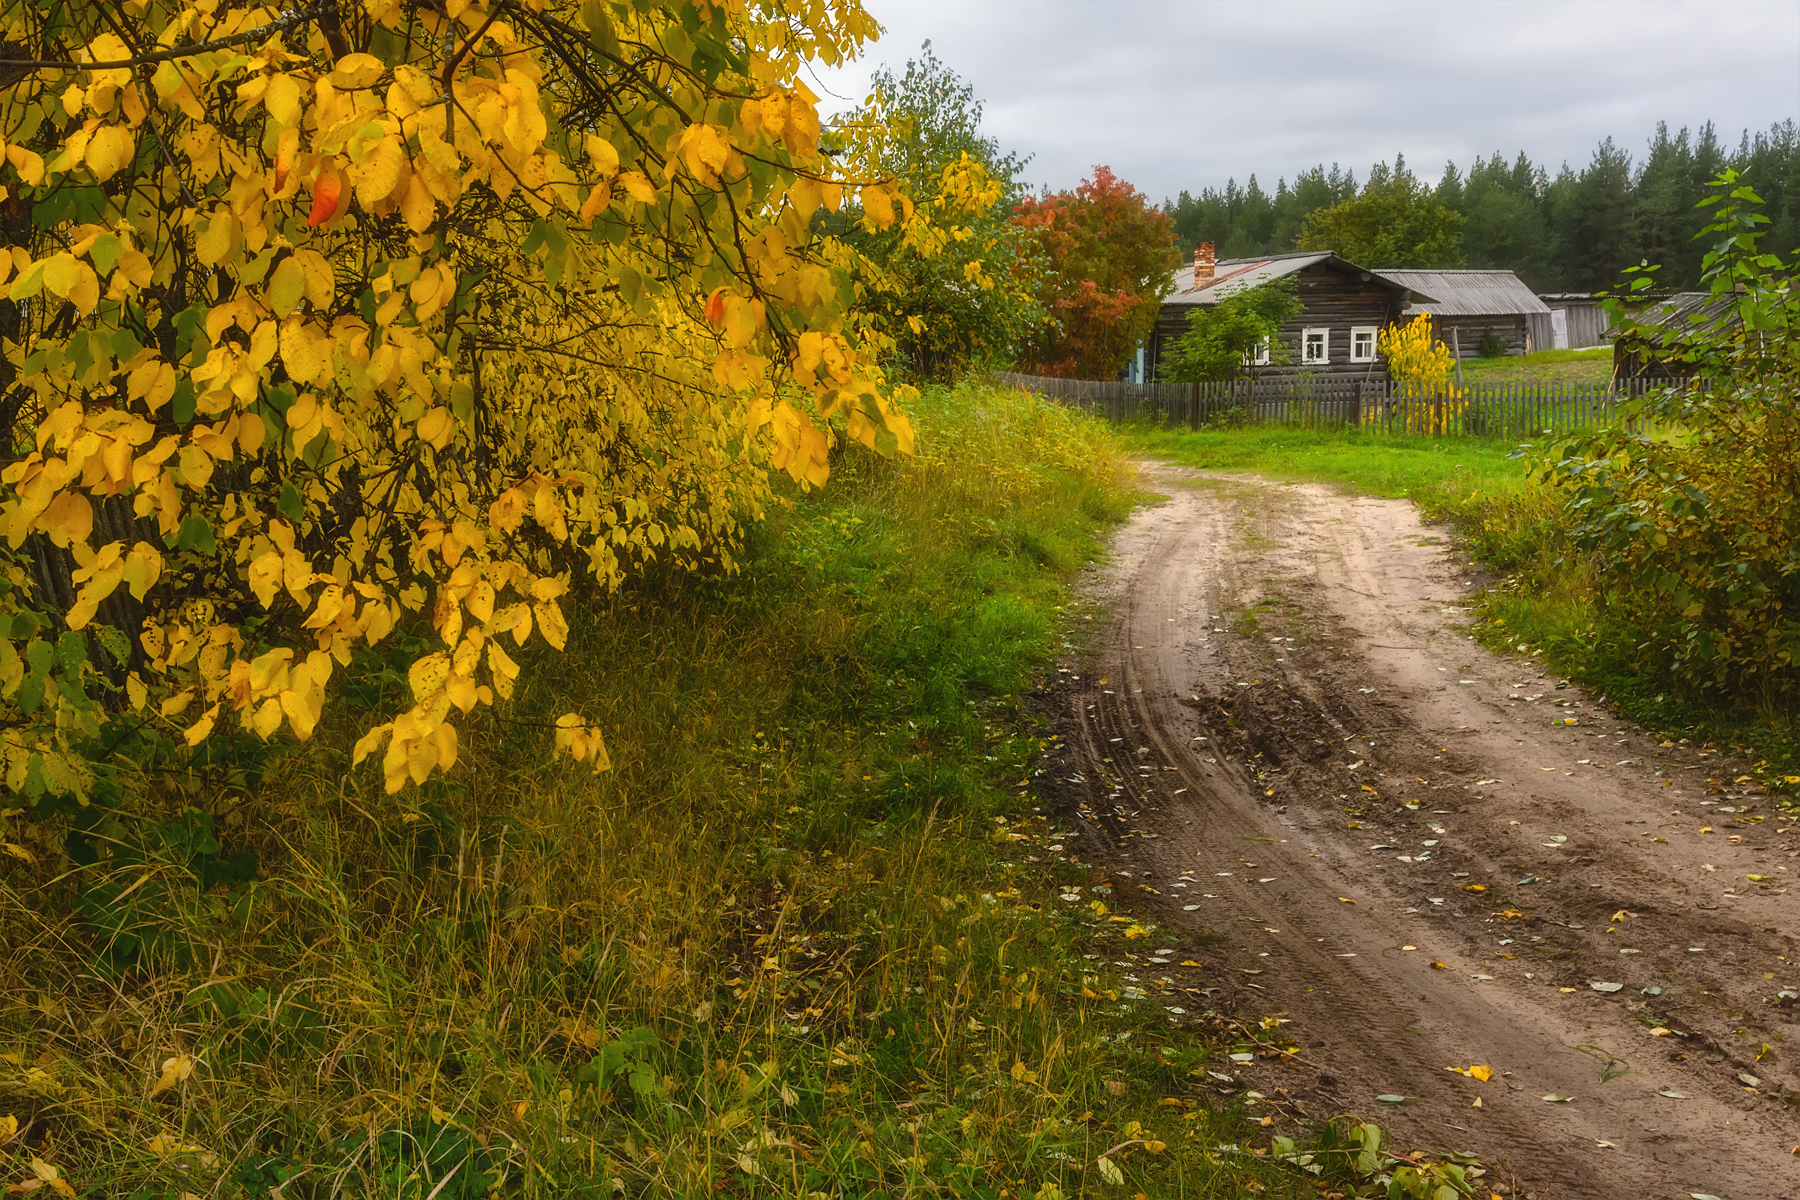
[0,2,329,71]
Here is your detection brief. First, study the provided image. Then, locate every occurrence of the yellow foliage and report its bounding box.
[0,0,922,799]
[1370,313,1465,434]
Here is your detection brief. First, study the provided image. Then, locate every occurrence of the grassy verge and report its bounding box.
[1,384,1363,1199]
[1119,422,1799,798]
[1460,347,1612,384]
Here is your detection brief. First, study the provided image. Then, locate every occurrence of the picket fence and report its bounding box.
[992,371,1660,438]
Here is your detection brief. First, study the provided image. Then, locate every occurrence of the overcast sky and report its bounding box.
[808,0,1800,203]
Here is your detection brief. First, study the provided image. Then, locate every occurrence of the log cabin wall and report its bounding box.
[1432,314,1529,358]
[1147,261,1407,381]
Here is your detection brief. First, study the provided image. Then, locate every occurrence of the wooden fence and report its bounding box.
[992,371,1661,438]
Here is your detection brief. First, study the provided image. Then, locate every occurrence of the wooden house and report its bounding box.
[1380,269,1552,358]
[1146,245,1427,381]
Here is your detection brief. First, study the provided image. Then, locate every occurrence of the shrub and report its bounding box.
[1479,330,1508,358]
[1539,170,1800,694]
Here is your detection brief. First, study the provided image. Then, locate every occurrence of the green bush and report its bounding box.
[1478,330,1507,359]
[1539,170,1800,695]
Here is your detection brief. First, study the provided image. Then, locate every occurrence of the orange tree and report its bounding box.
[0,0,923,809]
[1010,165,1176,379]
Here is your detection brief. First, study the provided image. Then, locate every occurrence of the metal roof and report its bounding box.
[1163,251,1430,305]
[1387,270,1551,317]
[1627,291,1740,333]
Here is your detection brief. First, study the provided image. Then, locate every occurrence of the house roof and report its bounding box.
[1162,251,1431,306]
[1387,269,1551,317]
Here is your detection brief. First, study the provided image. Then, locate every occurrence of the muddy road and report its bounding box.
[1038,463,1798,1199]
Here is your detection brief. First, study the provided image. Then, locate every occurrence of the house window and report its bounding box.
[1303,328,1329,364]
[1351,326,1377,363]
[1242,337,1271,368]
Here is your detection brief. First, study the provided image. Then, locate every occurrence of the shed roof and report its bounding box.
[1162,251,1430,306]
[1626,291,1740,334]
[1388,270,1551,317]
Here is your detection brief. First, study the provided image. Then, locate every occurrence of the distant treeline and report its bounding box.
[1167,120,1799,292]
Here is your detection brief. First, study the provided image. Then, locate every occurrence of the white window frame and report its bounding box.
[1350,326,1378,363]
[1242,337,1271,368]
[1302,327,1329,365]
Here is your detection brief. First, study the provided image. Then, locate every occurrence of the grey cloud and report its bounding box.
[811,0,1800,200]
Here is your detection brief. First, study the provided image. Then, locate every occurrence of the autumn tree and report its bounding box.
[832,42,1042,379]
[1012,166,1177,379]
[1297,155,1464,268]
[0,0,929,805]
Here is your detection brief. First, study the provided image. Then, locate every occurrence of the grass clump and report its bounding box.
[0,383,1329,1199]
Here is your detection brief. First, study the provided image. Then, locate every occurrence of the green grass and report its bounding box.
[2,384,1393,1200]
[1459,347,1613,384]
[1120,425,1555,571]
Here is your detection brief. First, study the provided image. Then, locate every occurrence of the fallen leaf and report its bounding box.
[1738,1072,1761,1088]
[1469,1065,1493,1081]
[1431,961,1447,970]
[1471,1095,1483,1107]
[1096,1156,1124,1186]
[1658,1089,1688,1098]
[1337,897,1356,904]
[1540,1093,1574,1102]
[1375,1094,1407,1104]
[1589,981,1624,993]
[149,1054,195,1096]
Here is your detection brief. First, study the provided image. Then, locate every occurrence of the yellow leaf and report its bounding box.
[1469,1064,1493,1082]
[351,135,407,208]
[585,133,619,174]
[416,406,454,450]
[409,653,451,702]
[353,723,391,765]
[264,74,302,126]
[617,170,657,203]
[43,489,94,548]
[195,211,239,267]
[128,359,175,410]
[148,1053,195,1096]
[41,253,80,299]
[28,1156,74,1198]
[292,250,335,310]
[398,173,436,233]
[83,125,134,182]
[268,256,306,317]
[861,184,895,229]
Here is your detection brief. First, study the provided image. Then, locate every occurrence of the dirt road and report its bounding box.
[1039,463,1798,1199]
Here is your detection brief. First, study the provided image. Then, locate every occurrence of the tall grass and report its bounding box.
[0,384,1323,1199]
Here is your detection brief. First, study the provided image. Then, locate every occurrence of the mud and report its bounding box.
[1037,462,1799,1199]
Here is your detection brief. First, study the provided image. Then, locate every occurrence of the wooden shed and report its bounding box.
[1146,247,1427,381]
[1536,293,1614,349]
[1612,291,1740,380]
[1380,269,1552,358]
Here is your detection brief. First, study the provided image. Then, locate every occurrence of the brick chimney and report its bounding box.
[1193,242,1215,289]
